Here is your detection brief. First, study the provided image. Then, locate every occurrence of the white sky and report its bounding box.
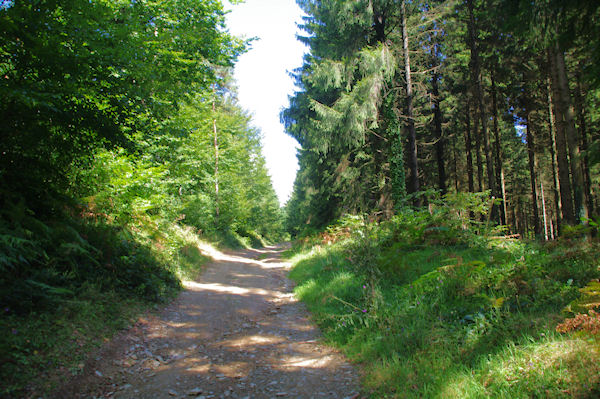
[225,0,306,205]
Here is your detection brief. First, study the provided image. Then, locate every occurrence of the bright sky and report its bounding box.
[225,0,306,205]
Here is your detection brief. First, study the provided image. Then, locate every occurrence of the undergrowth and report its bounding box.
[0,200,215,397]
[286,193,600,398]
[1,144,283,396]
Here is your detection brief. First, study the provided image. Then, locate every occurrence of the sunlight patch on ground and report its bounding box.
[182,281,277,297]
[246,246,282,254]
[277,354,337,369]
[213,362,253,377]
[230,272,264,279]
[163,322,187,329]
[184,364,211,374]
[194,242,291,269]
[219,334,285,348]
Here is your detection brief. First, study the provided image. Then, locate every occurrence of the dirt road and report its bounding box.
[59,244,360,399]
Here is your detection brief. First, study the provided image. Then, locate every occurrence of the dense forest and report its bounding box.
[0,0,284,394]
[2,0,600,397]
[280,0,600,397]
[283,0,599,238]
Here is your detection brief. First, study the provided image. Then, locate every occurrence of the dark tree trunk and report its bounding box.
[474,109,484,192]
[453,133,460,191]
[574,69,594,217]
[541,181,549,240]
[555,46,588,222]
[546,77,562,234]
[500,169,508,229]
[466,0,494,195]
[464,100,475,193]
[491,68,506,225]
[432,64,446,195]
[401,0,420,200]
[548,47,576,226]
[368,126,390,214]
[523,201,529,238]
[389,87,407,209]
[525,109,540,237]
[371,1,386,44]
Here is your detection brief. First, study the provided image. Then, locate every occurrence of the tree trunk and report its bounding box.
[525,109,540,237]
[500,165,508,230]
[546,77,562,234]
[548,47,576,226]
[541,181,548,240]
[401,0,419,200]
[453,133,460,192]
[491,68,507,225]
[523,202,529,238]
[574,69,594,217]
[389,88,407,208]
[474,110,484,191]
[432,63,446,195]
[466,0,494,195]
[369,127,389,212]
[464,100,475,193]
[555,46,588,222]
[369,0,386,44]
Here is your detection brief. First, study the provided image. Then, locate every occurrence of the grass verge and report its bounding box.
[286,214,600,398]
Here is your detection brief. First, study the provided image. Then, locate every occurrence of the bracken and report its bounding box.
[556,309,600,334]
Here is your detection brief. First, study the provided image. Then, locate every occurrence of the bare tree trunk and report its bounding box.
[401,0,419,200]
[574,69,594,217]
[500,166,508,229]
[548,47,575,226]
[523,201,529,238]
[525,109,540,237]
[541,181,548,240]
[464,100,475,193]
[555,46,588,222]
[546,77,562,234]
[518,202,524,237]
[491,68,507,225]
[453,134,460,192]
[369,127,389,213]
[466,0,494,196]
[432,65,446,195]
[474,111,484,192]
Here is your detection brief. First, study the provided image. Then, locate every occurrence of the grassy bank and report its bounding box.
[286,205,600,397]
[0,206,217,397]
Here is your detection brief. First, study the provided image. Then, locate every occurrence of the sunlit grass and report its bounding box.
[442,335,600,398]
[286,226,600,398]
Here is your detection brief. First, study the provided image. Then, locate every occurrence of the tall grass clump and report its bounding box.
[287,192,600,398]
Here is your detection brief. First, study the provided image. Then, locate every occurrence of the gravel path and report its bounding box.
[58,244,360,399]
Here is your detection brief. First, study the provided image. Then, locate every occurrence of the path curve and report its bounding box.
[59,244,360,399]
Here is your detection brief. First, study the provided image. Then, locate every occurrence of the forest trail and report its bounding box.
[59,244,360,399]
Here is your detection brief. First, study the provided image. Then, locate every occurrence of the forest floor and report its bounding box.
[56,244,360,399]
